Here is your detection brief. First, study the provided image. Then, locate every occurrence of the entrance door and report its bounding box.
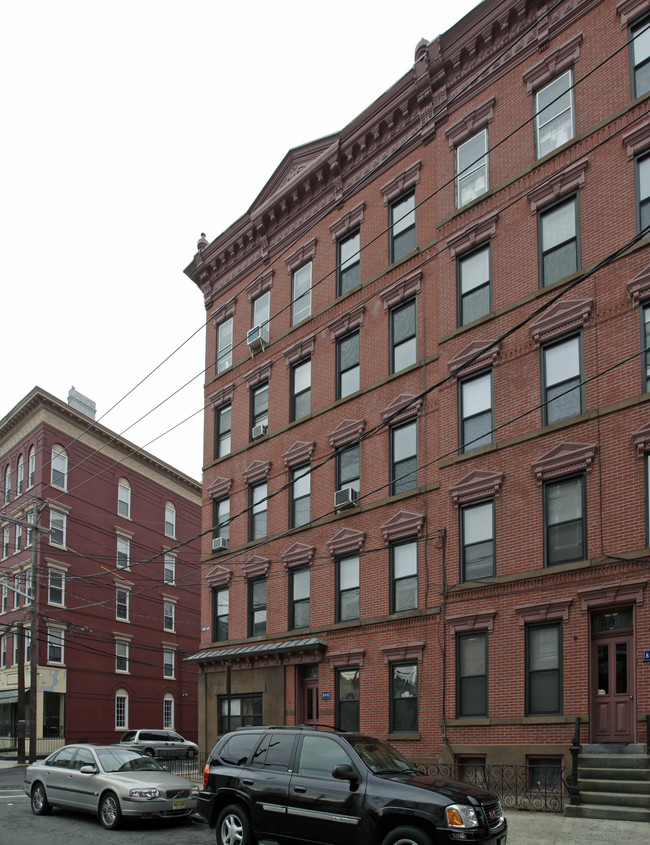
[590,609,635,743]
[297,665,319,725]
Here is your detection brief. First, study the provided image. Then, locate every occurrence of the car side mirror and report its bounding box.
[332,763,359,789]
[79,765,97,774]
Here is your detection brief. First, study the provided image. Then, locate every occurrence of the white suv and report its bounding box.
[119,729,198,759]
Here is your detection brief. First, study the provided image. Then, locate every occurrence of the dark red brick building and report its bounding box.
[0,387,201,751]
[185,0,650,777]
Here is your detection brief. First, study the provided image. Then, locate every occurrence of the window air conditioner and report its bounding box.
[211,537,229,552]
[247,323,269,353]
[251,423,268,440]
[334,487,359,510]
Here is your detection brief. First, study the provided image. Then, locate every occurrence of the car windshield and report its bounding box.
[96,747,165,773]
[345,736,418,775]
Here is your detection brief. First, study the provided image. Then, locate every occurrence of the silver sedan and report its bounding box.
[24,743,199,829]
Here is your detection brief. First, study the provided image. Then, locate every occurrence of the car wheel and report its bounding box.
[144,747,155,757]
[31,782,52,815]
[99,792,123,830]
[380,826,434,845]
[186,748,198,759]
[216,803,252,845]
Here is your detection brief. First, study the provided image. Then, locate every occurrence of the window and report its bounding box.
[116,534,130,568]
[0,580,7,613]
[337,553,360,622]
[164,553,176,585]
[456,129,488,207]
[217,316,233,373]
[638,154,650,234]
[390,299,417,373]
[25,569,33,604]
[290,566,310,629]
[48,569,65,605]
[631,16,650,98]
[336,443,360,495]
[212,586,229,642]
[163,648,175,679]
[115,690,129,730]
[116,587,130,621]
[17,456,24,495]
[460,371,493,452]
[292,261,312,324]
[28,447,36,488]
[2,527,8,560]
[218,693,263,734]
[213,497,230,542]
[4,465,10,503]
[250,383,268,437]
[461,499,495,581]
[215,403,232,458]
[527,757,563,793]
[116,640,129,673]
[337,331,360,398]
[539,195,579,286]
[291,359,311,420]
[51,446,68,489]
[50,509,66,548]
[248,577,267,636]
[163,694,175,729]
[336,667,360,732]
[118,480,131,518]
[390,420,418,495]
[15,523,22,553]
[165,502,176,538]
[457,631,488,717]
[249,482,267,541]
[526,622,562,715]
[542,334,583,424]
[13,573,20,609]
[544,475,586,565]
[290,464,310,528]
[644,305,650,391]
[0,636,5,668]
[391,540,418,613]
[26,510,35,546]
[390,191,416,263]
[458,244,491,326]
[252,290,270,331]
[24,628,31,663]
[338,228,361,295]
[390,662,418,732]
[47,627,64,664]
[163,600,176,632]
[535,70,574,158]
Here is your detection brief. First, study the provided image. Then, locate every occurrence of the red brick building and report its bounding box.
[0,387,201,751]
[185,0,650,776]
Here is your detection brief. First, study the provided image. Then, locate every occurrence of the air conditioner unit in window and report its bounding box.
[247,323,269,353]
[251,423,268,440]
[334,487,359,511]
[211,537,229,552]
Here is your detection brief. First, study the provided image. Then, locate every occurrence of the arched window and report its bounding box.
[51,446,68,490]
[115,688,129,730]
[118,479,131,519]
[4,465,10,504]
[17,455,24,496]
[163,693,175,729]
[28,447,36,488]
[164,502,176,538]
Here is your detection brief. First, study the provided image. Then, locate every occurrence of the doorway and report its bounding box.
[590,608,635,743]
[297,664,319,725]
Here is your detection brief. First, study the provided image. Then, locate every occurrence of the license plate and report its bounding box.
[173,800,186,810]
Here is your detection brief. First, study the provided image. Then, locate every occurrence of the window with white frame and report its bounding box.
[542,334,583,424]
[163,694,175,729]
[26,509,34,547]
[25,569,33,604]
[48,568,65,606]
[163,600,176,632]
[118,479,131,518]
[292,262,312,324]
[631,16,650,99]
[115,640,129,673]
[116,587,130,621]
[116,534,130,568]
[163,648,175,678]
[165,502,176,538]
[0,636,6,668]
[535,70,574,158]
[47,627,64,664]
[2,527,9,560]
[212,586,229,642]
[1,580,7,613]
[17,455,24,495]
[49,509,66,548]
[4,465,11,504]
[28,447,36,488]
[456,129,488,207]
[51,446,68,489]
[15,523,22,553]
[164,553,176,585]
[217,316,233,373]
[13,573,20,609]
[24,628,31,663]
[115,689,129,730]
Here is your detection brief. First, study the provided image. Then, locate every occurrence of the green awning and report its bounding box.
[185,636,326,664]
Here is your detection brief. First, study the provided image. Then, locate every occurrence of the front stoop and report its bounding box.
[565,743,650,823]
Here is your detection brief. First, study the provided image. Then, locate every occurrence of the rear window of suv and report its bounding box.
[217,733,260,766]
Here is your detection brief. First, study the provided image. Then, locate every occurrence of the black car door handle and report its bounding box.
[242,778,254,785]
[293,786,307,793]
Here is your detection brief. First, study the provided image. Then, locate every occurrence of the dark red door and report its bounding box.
[591,632,635,742]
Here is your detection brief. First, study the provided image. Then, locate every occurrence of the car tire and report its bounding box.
[216,803,252,845]
[31,782,52,815]
[99,791,123,830]
[144,747,155,757]
[380,826,434,845]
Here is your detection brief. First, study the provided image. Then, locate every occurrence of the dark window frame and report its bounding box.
[248,577,267,637]
[248,481,268,541]
[337,228,361,296]
[460,497,495,582]
[390,418,418,496]
[541,332,584,425]
[212,586,229,642]
[289,565,310,630]
[213,497,230,542]
[291,358,311,422]
[636,152,650,235]
[336,553,360,623]
[642,304,650,392]
[459,369,493,453]
[543,473,586,567]
[390,298,417,374]
[525,621,563,716]
[290,463,311,529]
[538,193,580,287]
[630,15,650,99]
[336,443,360,494]
[218,693,263,734]
[534,69,575,159]
[389,661,418,733]
[250,382,269,439]
[456,630,488,718]
[389,190,416,264]
[457,243,492,326]
[455,128,489,208]
[336,666,360,732]
[336,330,361,399]
[390,539,418,614]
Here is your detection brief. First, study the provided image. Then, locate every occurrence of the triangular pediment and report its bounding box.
[243,555,271,579]
[381,510,425,542]
[327,527,366,556]
[529,298,592,344]
[449,470,504,504]
[632,420,650,455]
[328,419,366,449]
[243,459,271,485]
[282,543,316,569]
[205,565,232,588]
[532,441,597,483]
[381,394,422,422]
[448,340,500,376]
[282,441,316,469]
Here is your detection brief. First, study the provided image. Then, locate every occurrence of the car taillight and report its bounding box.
[203,763,209,788]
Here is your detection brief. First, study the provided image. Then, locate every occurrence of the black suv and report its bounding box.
[199,725,507,845]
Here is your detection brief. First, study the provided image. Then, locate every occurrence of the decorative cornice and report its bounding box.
[282,542,316,570]
[245,361,272,390]
[617,0,650,28]
[527,158,589,213]
[328,649,366,668]
[285,238,317,273]
[381,393,423,423]
[515,598,572,627]
[380,161,422,205]
[205,564,232,588]
[328,305,365,341]
[447,609,496,633]
[632,420,650,456]
[528,298,593,344]
[243,460,271,485]
[242,555,271,579]
[211,299,236,327]
[381,641,424,664]
[448,340,500,377]
[207,477,233,501]
[327,419,366,449]
[532,441,598,483]
[627,263,650,306]
[622,119,650,159]
[522,33,583,93]
[282,441,316,468]
[284,334,316,366]
[380,269,422,311]
[449,470,504,505]
[329,201,366,241]
[247,268,274,301]
[208,383,235,409]
[447,212,499,259]
[381,510,425,542]
[327,527,366,557]
[577,576,647,609]
[445,97,496,149]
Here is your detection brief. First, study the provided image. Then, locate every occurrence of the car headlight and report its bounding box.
[129,787,161,799]
[446,804,479,828]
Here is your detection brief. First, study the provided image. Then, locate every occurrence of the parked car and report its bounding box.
[24,743,199,830]
[199,725,507,845]
[119,729,199,759]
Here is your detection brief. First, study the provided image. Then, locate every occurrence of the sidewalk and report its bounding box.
[506,809,649,844]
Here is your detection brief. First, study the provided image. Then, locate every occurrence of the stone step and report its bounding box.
[581,765,650,781]
[580,754,650,770]
[579,789,650,809]
[580,778,650,794]
[582,743,645,755]
[565,803,650,824]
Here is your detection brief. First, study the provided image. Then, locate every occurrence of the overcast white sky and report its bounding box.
[1,0,479,481]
